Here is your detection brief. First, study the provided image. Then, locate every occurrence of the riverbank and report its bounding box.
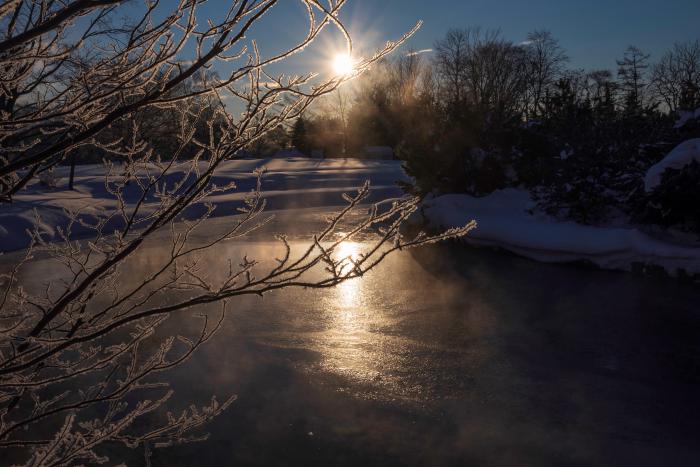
[417,188,700,281]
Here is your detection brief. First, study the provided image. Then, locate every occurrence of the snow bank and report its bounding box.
[674,107,700,129]
[420,188,700,276]
[644,139,700,192]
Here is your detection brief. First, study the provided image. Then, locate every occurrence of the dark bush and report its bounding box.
[634,160,700,235]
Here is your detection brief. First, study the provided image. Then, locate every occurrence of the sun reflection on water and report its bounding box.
[315,240,382,384]
[333,241,364,327]
[335,242,361,300]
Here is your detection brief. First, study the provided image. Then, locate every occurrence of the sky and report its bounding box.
[226,0,700,76]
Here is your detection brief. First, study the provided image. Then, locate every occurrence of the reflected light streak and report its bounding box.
[334,241,363,315]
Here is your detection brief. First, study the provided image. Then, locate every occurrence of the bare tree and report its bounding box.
[467,33,527,121]
[0,1,474,465]
[390,50,423,106]
[434,27,527,122]
[652,40,700,112]
[434,28,471,111]
[523,30,568,119]
[316,86,352,155]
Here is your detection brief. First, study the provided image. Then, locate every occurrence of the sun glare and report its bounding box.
[332,53,355,76]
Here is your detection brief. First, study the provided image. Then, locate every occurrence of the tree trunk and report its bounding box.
[68,153,76,190]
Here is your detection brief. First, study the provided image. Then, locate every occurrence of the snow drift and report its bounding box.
[419,188,700,277]
[644,139,700,192]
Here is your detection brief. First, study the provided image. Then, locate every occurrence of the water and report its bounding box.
[3,206,700,466]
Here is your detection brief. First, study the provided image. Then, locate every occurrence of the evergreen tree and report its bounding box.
[617,46,651,113]
[291,117,309,155]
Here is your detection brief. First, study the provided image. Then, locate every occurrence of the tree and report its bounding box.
[587,69,617,117]
[246,123,290,155]
[617,46,651,113]
[523,30,569,119]
[434,28,472,117]
[330,87,351,155]
[390,50,424,106]
[434,28,528,125]
[652,40,700,112]
[291,116,310,154]
[0,2,473,465]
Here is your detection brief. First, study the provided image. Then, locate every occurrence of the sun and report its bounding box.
[332,53,355,76]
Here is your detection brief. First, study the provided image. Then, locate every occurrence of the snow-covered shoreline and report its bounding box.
[417,188,700,278]
[4,156,700,279]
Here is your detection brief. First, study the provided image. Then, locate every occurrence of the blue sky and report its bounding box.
[229,0,700,75]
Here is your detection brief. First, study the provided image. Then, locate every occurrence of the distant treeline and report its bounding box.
[69,27,700,233]
[287,28,700,233]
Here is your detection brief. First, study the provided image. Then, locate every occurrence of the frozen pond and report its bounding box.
[8,216,700,466]
[151,239,700,466]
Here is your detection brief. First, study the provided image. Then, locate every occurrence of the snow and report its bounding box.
[0,158,408,252]
[419,188,700,276]
[644,139,700,191]
[673,107,700,129]
[4,156,699,277]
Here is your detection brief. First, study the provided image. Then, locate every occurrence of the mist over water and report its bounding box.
[8,209,699,466]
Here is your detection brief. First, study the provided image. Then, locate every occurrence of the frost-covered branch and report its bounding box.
[0,2,472,465]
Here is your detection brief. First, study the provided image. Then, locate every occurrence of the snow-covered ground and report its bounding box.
[418,188,700,277]
[0,157,408,252]
[674,107,700,129]
[644,138,700,191]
